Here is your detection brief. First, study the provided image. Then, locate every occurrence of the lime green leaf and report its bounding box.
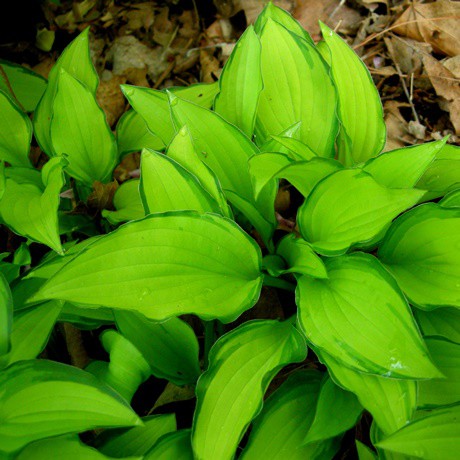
[378,203,460,309]
[363,139,446,188]
[144,429,193,460]
[298,169,424,255]
[102,180,145,225]
[415,308,460,344]
[0,360,141,454]
[96,414,176,457]
[172,82,219,108]
[304,376,362,444]
[13,242,31,266]
[256,20,337,157]
[0,273,12,359]
[261,134,317,161]
[320,22,385,166]
[51,69,117,185]
[241,370,339,460]
[0,90,32,167]
[297,253,441,378]
[376,404,460,459]
[4,166,41,186]
[140,149,220,215]
[192,320,307,459]
[33,212,263,323]
[440,189,460,208]
[418,338,460,408]
[214,26,262,137]
[0,60,47,112]
[317,349,417,435]
[356,440,378,460]
[254,2,314,44]
[59,302,114,330]
[115,311,200,385]
[0,157,66,253]
[34,27,98,156]
[116,109,164,158]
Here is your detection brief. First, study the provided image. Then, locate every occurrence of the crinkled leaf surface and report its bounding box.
[0,360,141,453]
[415,308,460,344]
[115,311,200,385]
[33,212,263,323]
[376,404,460,460]
[256,20,337,157]
[51,69,117,185]
[378,203,460,309]
[0,272,12,358]
[296,253,440,378]
[298,169,424,255]
[241,370,339,460]
[144,429,193,460]
[102,180,144,225]
[320,23,385,165]
[192,320,307,460]
[214,26,262,137]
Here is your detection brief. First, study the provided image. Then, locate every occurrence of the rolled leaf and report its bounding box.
[102,180,145,225]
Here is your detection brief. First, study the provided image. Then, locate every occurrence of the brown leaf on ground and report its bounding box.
[96,74,127,127]
[114,153,141,183]
[423,53,460,134]
[214,0,294,23]
[393,0,460,57]
[54,0,98,32]
[384,36,431,76]
[87,181,118,211]
[383,100,413,151]
[445,55,460,78]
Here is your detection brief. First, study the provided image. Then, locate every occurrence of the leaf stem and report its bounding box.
[263,274,296,292]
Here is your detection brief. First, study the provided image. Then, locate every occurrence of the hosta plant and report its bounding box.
[1,4,460,459]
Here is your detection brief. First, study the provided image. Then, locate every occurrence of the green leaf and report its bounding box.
[376,404,460,459]
[86,330,151,402]
[144,429,193,460]
[33,212,263,323]
[418,338,460,409]
[320,22,385,165]
[59,302,114,330]
[0,272,12,358]
[304,376,362,444]
[297,253,441,378]
[115,311,200,385]
[51,69,117,185]
[13,242,31,266]
[96,414,176,457]
[172,82,219,108]
[102,180,145,225]
[378,203,460,309]
[414,308,460,344]
[440,189,460,208]
[261,134,317,161]
[256,20,337,157]
[140,149,220,215]
[34,27,98,156]
[355,440,378,460]
[363,139,446,188]
[0,90,32,167]
[241,370,339,460]
[214,26,262,137]
[298,169,424,255]
[116,109,164,158]
[0,157,66,253]
[4,166,41,186]
[317,349,417,435]
[192,319,307,459]
[0,360,141,454]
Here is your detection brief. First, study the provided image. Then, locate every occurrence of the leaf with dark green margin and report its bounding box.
[144,429,193,460]
[298,169,424,255]
[363,139,446,188]
[254,3,314,44]
[256,20,337,157]
[34,27,98,156]
[0,156,66,253]
[0,273,12,360]
[0,360,141,454]
[418,338,460,408]
[214,26,262,137]
[440,189,460,208]
[304,376,362,444]
[140,149,220,215]
[297,253,441,378]
[376,404,460,459]
[51,69,117,185]
[102,180,145,225]
[0,60,47,112]
[355,440,377,460]
[116,109,164,158]
[33,212,263,323]
[317,349,417,436]
[96,414,176,457]
[0,90,32,166]
[414,308,460,344]
[378,203,460,309]
[192,320,307,459]
[241,370,340,460]
[115,311,200,385]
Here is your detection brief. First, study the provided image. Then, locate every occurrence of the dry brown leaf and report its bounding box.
[423,54,460,134]
[384,36,431,76]
[393,0,460,57]
[200,49,220,83]
[383,100,413,151]
[213,0,294,23]
[153,7,175,47]
[125,3,155,33]
[54,0,98,32]
[96,74,126,127]
[87,181,118,210]
[445,55,460,78]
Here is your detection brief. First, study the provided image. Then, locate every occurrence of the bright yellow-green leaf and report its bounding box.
[144,429,193,460]
[261,134,317,161]
[415,308,460,344]
[102,180,145,225]
[440,189,460,208]
[356,440,377,460]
